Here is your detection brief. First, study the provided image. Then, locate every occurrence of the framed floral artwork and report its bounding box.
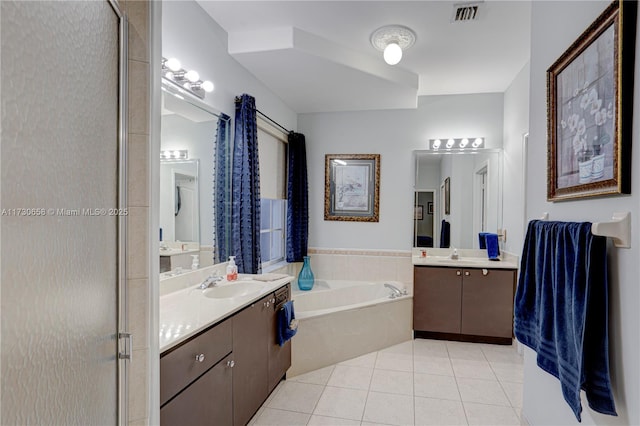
[547,0,636,201]
[324,154,380,222]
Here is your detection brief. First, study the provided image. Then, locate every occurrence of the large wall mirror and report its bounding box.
[413,149,503,250]
[160,79,231,273]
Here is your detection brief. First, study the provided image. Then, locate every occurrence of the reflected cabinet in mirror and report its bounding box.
[160,79,231,274]
[413,150,502,250]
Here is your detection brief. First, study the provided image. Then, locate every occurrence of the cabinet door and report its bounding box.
[461,269,515,338]
[268,286,292,392]
[232,294,271,426]
[160,353,233,426]
[413,266,463,333]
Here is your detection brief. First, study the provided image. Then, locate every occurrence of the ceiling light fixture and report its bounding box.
[161,57,214,100]
[370,25,416,66]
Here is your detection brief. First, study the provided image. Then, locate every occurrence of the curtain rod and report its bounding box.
[235,96,292,135]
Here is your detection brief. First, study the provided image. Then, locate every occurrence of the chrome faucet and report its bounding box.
[198,274,223,290]
[384,283,406,299]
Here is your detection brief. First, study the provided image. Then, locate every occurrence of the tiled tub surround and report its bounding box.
[159,266,293,352]
[273,249,415,377]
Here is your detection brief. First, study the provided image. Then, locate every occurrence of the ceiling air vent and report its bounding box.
[451,2,483,23]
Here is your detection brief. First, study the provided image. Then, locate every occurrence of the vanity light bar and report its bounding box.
[429,138,484,151]
[162,57,214,100]
[160,150,188,160]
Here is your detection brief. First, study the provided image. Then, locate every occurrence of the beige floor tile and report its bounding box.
[363,391,415,426]
[456,377,511,406]
[414,396,468,425]
[463,402,521,426]
[289,365,335,385]
[327,365,374,390]
[451,359,497,380]
[267,381,325,414]
[308,414,360,425]
[313,386,368,421]
[339,352,377,368]
[414,373,460,401]
[253,408,311,426]
[370,369,413,396]
[414,354,454,376]
[375,352,414,372]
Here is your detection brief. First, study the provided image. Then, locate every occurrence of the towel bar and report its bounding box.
[539,211,631,248]
[592,212,630,248]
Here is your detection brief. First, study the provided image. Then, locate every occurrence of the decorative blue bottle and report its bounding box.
[297,256,315,291]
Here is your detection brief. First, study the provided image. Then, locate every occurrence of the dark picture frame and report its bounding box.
[547,0,636,201]
[324,154,380,222]
[444,177,451,215]
[428,202,434,215]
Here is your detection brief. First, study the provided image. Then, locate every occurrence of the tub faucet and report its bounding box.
[384,283,406,299]
[198,273,223,290]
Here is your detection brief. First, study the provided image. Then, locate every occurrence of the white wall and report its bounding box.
[525,1,639,425]
[298,93,504,250]
[503,62,530,255]
[162,1,296,129]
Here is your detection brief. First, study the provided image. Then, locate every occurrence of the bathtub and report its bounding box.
[288,280,413,377]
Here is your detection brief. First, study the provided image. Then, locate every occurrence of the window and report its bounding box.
[260,198,286,266]
[257,120,287,267]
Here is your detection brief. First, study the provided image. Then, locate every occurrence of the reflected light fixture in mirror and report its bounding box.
[429,137,484,151]
[160,149,188,160]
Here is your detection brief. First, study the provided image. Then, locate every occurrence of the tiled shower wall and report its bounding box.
[122,1,151,424]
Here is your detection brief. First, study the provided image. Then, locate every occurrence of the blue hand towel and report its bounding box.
[277,300,298,346]
[440,220,450,248]
[484,233,500,260]
[478,232,489,249]
[514,220,615,421]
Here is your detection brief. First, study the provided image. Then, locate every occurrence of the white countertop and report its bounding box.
[411,248,519,269]
[159,276,293,353]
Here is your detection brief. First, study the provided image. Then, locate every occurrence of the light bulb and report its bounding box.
[202,81,214,92]
[173,150,181,158]
[446,138,455,149]
[459,138,469,148]
[165,58,181,72]
[432,139,441,149]
[383,42,402,65]
[185,70,199,82]
[473,138,483,148]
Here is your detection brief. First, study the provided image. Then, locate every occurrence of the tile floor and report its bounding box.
[249,339,525,426]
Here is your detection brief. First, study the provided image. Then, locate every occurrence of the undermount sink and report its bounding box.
[202,282,265,299]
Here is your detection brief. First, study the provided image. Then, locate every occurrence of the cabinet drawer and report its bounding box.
[161,318,232,406]
[161,353,233,426]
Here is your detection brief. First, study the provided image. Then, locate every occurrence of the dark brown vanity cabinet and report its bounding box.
[160,283,292,426]
[233,284,292,426]
[413,266,516,343]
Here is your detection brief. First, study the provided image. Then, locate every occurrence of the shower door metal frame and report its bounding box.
[108,0,130,424]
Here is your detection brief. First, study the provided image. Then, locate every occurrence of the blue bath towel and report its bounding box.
[440,220,450,248]
[277,300,298,346]
[514,220,615,421]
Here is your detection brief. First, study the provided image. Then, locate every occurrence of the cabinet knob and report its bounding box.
[227,360,235,368]
[195,353,205,363]
[482,269,489,276]
[464,271,470,276]
[456,270,461,276]
[264,301,270,307]
[271,298,276,304]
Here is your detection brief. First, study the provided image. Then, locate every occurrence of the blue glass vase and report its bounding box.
[297,256,315,291]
